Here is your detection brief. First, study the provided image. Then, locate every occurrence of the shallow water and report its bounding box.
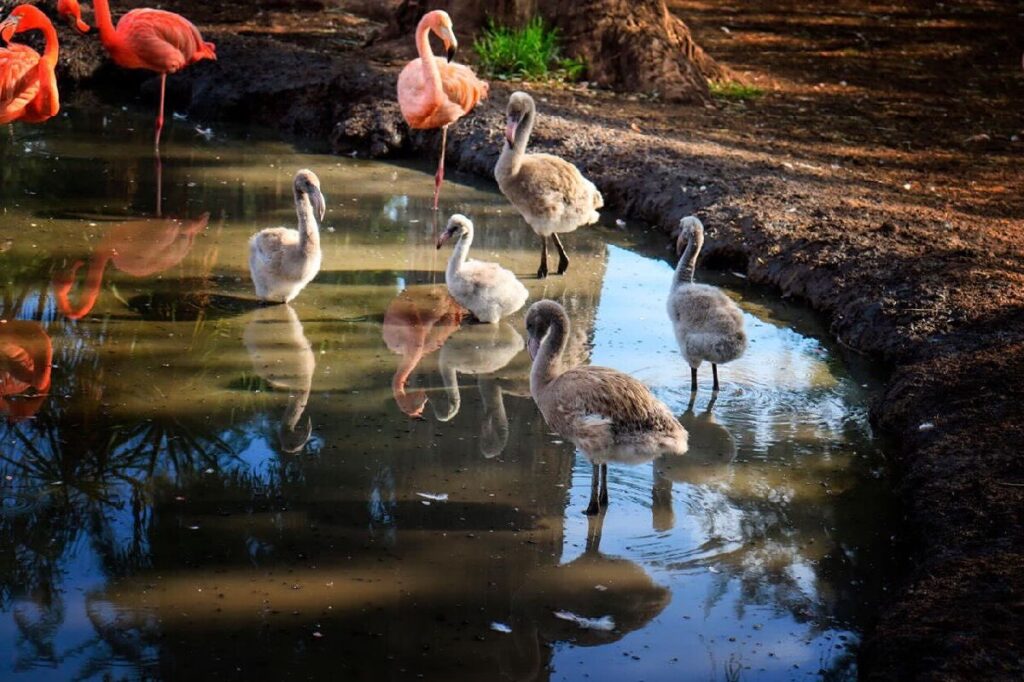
[0,108,892,681]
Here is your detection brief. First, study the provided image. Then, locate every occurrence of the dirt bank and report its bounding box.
[24,0,1024,678]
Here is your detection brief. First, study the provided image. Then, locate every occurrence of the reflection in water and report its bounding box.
[53,212,210,319]
[243,304,315,453]
[506,513,670,681]
[0,108,891,681]
[0,320,51,421]
[382,286,465,418]
[653,393,736,531]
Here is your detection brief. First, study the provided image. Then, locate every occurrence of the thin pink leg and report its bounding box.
[155,149,163,217]
[154,73,166,151]
[433,125,448,211]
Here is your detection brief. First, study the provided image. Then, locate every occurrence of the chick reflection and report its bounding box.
[502,513,670,681]
[382,286,465,418]
[0,320,52,421]
[652,393,737,531]
[242,304,314,453]
[53,212,210,320]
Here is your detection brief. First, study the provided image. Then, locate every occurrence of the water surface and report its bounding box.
[0,108,891,680]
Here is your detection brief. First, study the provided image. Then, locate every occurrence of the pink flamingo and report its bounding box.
[397,10,488,210]
[57,0,215,150]
[0,5,61,125]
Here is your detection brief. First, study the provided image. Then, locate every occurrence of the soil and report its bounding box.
[14,0,1024,678]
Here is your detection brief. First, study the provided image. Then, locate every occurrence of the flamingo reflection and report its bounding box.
[0,320,51,420]
[243,304,315,453]
[53,212,209,320]
[382,286,465,418]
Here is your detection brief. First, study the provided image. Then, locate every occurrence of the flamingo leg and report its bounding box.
[551,233,570,274]
[155,150,163,217]
[584,462,600,515]
[690,367,698,392]
[154,73,166,151]
[712,363,720,392]
[599,463,609,508]
[537,236,549,279]
[432,125,448,211]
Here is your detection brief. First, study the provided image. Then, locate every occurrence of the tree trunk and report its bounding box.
[388,0,730,103]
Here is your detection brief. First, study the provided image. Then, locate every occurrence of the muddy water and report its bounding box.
[0,108,891,681]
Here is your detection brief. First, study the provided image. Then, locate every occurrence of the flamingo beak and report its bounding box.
[435,228,453,250]
[440,27,458,62]
[311,187,326,222]
[528,335,540,360]
[505,116,518,146]
[0,16,20,43]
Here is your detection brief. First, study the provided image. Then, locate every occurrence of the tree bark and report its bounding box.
[388,0,730,103]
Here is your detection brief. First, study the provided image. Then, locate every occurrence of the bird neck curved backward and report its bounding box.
[57,251,112,321]
[446,228,472,278]
[92,0,119,48]
[415,18,444,99]
[37,16,60,66]
[435,362,461,421]
[513,104,535,158]
[531,314,569,393]
[295,191,319,252]
[674,229,704,286]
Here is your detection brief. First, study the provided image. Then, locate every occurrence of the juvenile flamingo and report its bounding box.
[397,10,488,210]
[57,0,216,150]
[0,5,61,125]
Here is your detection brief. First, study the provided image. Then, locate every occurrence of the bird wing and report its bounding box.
[0,45,41,120]
[518,154,602,223]
[438,60,488,116]
[118,9,212,71]
[546,366,677,437]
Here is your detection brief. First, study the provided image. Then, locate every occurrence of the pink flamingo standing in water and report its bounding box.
[0,5,62,125]
[58,0,215,150]
[397,10,488,210]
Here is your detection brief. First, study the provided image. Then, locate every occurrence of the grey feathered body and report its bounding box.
[667,282,747,369]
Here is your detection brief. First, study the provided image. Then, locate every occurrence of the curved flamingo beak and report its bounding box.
[310,187,326,222]
[438,26,458,62]
[435,227,454,250]
[56,0,91,34]
[528,335,540,360]
[0,16,21,43]
[505,115,518,146]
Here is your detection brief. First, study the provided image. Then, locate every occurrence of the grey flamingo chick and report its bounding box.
[248,169,326,303]
[436,214,528,323]
[526,300,688,515]
[667,216,747,392]
[495,92,603,278]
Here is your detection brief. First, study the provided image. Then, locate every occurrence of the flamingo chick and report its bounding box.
[496,91,603,279]
[667,216,747,392]
[0,5,61,125]
[58,0,216,150]
[397,10,488,210]
[436,214,528,324]
[526,300,688,515]
[249,169,326,304]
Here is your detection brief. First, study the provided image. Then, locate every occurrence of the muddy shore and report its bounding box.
[20,1,1024,678]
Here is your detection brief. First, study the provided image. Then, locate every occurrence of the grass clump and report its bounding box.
[473,17,585,82]
[708,80,765,101]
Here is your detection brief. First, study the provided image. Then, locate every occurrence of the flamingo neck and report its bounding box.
[57,251,112,320]
[497,105,535,177]
[295,192,319,254]
[446,230,472,281]
[38,17,59,66]
[674,229,704,286]
[415,16,443,98]
[531,315,568,394]
[392,346,428,416]
[92,0,119,49]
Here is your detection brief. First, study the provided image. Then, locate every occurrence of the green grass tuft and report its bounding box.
[473,17,584,82]
[708,80,764,101]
